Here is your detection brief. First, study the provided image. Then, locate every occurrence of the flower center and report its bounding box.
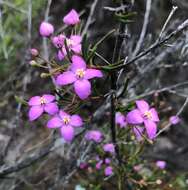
[63,116,70,125]
[76,69,85,79]
[144,111,152,120]
[66,39,73,46]
[40,97,46,105]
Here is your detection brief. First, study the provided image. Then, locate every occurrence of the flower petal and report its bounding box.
[144,120,157,139]
[84,69,103,80]
[44,102,58,115]
[63,9,80,25]
[126,109,144,124]
[47,116,62,128]
[71,44,81,54]
[59,110,70,119]
[150,108,159,122]
[70,35,82,44]
[136,100,149,113]
[28,96,41,106]
[85,130,103,143]
[60,125,74,142]
[57,50,66,61]
[70,114,83,127]
[42,94,55,103]
[115,112,127,128]
[56,71,76,86]
[133,126,144,141]
[71,55,86,72]
[29,106,43,121]
[74,79,91,99]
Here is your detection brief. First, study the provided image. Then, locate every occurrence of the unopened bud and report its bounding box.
[40,73,50,78]
[156,179,162,185]
[30,48,39,57]
[29,60,37,66]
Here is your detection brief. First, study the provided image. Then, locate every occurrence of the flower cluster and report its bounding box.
[80,156,113,177]
[28,9,103,142]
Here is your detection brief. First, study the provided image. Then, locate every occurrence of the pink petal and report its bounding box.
[71,55,86,72]
[85,130,103,143]
[70,35,82,44]
[74,79,91,99]
[133,126,144,141]
[60,125,74,142]
[71,44,81,54]
[28,106,43,121]
[57,50,66,61]
[115,112,127,128]
[56,71,76,86]
[150,108,159,122]
[47,116,62,128]
[96,160,103,170]
[144,120,157,139]
[136,100,149,113]
[126,109,144,124]
[70,114,83,127]
[59,110,70,119]
[42,94,55,103]
[84,69,103,80]
[28,96,41,106]
[44,102,58,115]
[63,9,80,25]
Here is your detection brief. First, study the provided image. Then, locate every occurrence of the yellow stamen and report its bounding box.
[144,111,152,119]
[40,97,46,105]
[63,117,70,125]
[76,69,85,78]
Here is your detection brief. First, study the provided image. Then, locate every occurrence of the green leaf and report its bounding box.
[14,95,28,106]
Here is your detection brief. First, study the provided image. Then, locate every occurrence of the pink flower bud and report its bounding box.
[39,21,54,37]
[63,9,80,25]
[156,160,166,169]
[104,166,113,176]
[169,115,180,125]
[30,48,39,57]
[79,163,88,169]
[103,143,115,154]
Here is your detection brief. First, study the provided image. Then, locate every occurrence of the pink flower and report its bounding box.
[105,158,111,165]
[126,100,159,139]
[156,160,166,169]
[47,110,83,142]
[39,22,54,37]
[52,34,66,48]
[56,55,103,99]
[169,115,180,125]
[103,143,115,154]
[85,130,103,143]
[63,9,80,25]
[115,112,127,128]
[104,166,113,176]
[28,94,58,121]
[56,35,82,61]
